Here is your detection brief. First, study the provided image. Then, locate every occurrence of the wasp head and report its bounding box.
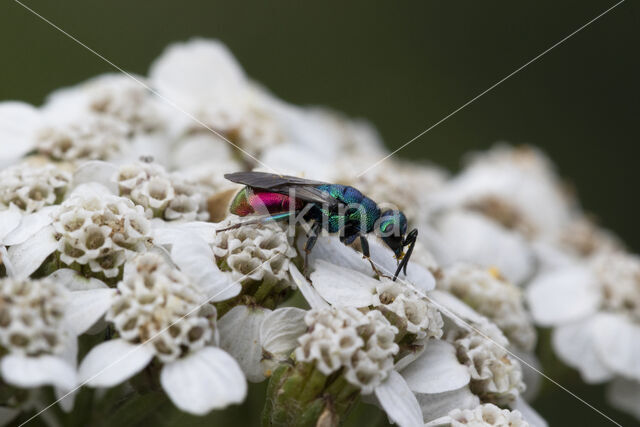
[376,210,418,281]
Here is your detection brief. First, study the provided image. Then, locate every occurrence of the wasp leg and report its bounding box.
[303,221,322,278]
[359,235,393,280]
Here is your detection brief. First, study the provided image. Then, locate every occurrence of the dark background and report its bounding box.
[1,1,638,426]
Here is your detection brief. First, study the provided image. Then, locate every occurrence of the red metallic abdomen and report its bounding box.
[229,186,304,217]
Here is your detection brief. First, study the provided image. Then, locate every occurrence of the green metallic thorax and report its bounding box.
[315,184,380,234]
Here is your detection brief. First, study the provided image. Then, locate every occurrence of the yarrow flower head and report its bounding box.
[0,163,70,213]
[107,252,217,362]
[374,278,443,343]
[528,250,640,389]
[36,114,130,162]
[0,278,69,357]
[53,190,152,278]
[447,319,525,406]
[116,161,209,221]
[212,221,297,293]
[79,252,246,415]
[439,264,536,351]
[426,403,529,427]
[295,307,399,394]
[0,277,79,402]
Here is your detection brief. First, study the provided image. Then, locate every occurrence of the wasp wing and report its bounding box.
[224,171,328,188]
[224,171,341,208]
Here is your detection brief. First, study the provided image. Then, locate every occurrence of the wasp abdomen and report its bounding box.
[229,187,303,217]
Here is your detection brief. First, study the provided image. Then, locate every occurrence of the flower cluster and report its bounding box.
[107,252,216,361]
[448,320,525,406]
[427,403,529,427]
[117,161,209,221]
[295,307,399,394]
[439,264,536,351]
[0,163,70,213]
[0,278,69,357]
[212,221,296,285]
[374,278,443,341]
[53,191,151,278]
[1,36,636,427]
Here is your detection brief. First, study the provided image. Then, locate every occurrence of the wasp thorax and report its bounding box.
[53,193,151,278]
[108,253,216,363]
[0,278,69,357]
[295,307,399,394]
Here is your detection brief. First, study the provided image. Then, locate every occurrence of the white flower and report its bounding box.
[36,114,130,162]
[78,252,247,414]
[425,403,529,427]
[6,185,152,279]
[527,251,640,386]
[449,319,525,406]
[213,220,297,285]
[44,73,167,136]
[0,102,43,168]
[52,189,152,278]
[295,307,399,394]
[0,163,71,213]
[0,278,77,401]
[429,144,575,239]
[116,161,209,221]
[149,39,284,157]
[422,210,535,286]
[438,264,536,351]
[301,234,436,294]
[397,291,543,425]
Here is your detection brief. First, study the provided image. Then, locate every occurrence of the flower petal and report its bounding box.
[0,207,22,242]
[72,161,118,194]
[289,263,329,309]
[7,225,57,279]
[416,386,480,423]
[49,268,108,291]
[606,377,640,421]
[78,339,154,387]
[65,288,116,335]
[1,354,76,390]
[260,307,307,376]
[512,397,548,427]
[593,313,640,381]
[552,317,613,383]
[170,231,238,302]
[428,290,485,326]
[0,102,40,165]
[301,235,374,277]
[160,347,247,415]
[218,305,270,382]
[367,238,436,293]
[3,206,56,246]
[433,211,534,285]
[374,370,424,427]
[526,265,600,326]
[310,260,378,307]
[400,340,470,394]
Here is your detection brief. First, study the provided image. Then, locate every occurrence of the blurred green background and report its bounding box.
[1,1,638,426]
